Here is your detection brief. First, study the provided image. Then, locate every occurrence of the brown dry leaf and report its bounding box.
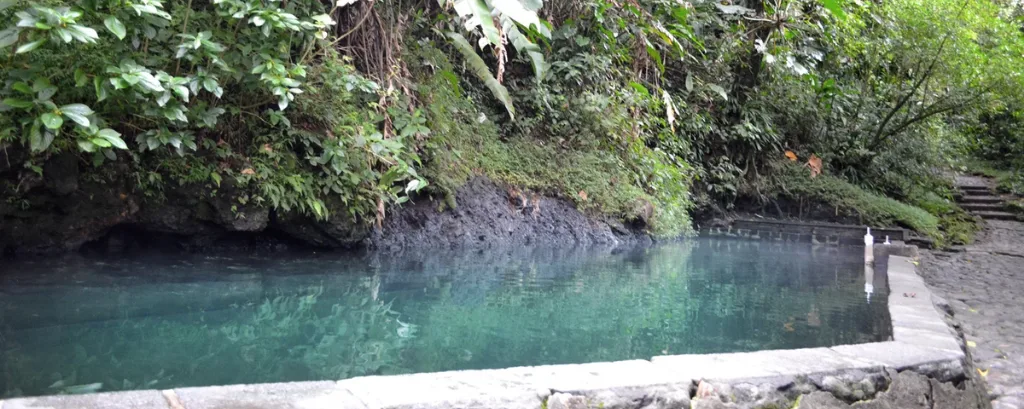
[785,150,798,161]
[375,197,385,230]
[241,168,256,175]
[695,381,715,399]
[578,190,588,201]
[807,306,821,328]
[808,154,822,178]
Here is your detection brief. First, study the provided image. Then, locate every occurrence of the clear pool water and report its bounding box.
[0,238,890,397]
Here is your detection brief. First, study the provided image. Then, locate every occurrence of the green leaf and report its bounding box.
[64,112,90,127]
[0,28,19,49]
[202,78,218,93]
[104,16,127,40]
[12,82,32,94]
[61,103,94,116]
[41,112,63,129]
[94,77,108,102]
[16,38,46,54]
[36,85,57,101]
[470,0,501,47]
[446,32,515,120]
[29,123,53,152]
[62,104,93,127]
[91,137,112,148]
[78,140,96,152]
[97,128,127,149]
[2,98,34,109]
[172,85,189,102]
[74,69,88,87]
[491,0,545,35]
[505,24,547,81]
[708,84,728,101]
[622,82,647,97]
[66,25,99,43]
[820,0,846,20]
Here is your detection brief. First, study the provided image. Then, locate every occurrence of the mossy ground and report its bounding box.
[764,162,942,240]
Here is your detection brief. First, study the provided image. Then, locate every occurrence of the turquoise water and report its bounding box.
[0,239,889,397]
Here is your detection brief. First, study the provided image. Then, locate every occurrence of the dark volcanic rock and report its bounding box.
[3,171,640,255]
[368,177,649,250]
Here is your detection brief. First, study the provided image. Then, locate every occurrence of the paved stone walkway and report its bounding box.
[920,175,1024,409]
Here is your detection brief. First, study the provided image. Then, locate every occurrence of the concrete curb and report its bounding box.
[1,253,966,409]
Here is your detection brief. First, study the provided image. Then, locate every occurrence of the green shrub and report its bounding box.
[411,42,693,237]
[767,162,940,239]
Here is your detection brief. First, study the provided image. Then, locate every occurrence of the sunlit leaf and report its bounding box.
[820,0,846,20]
[15,38,46,54]
[41,113,63,129]
[104,16,127,39]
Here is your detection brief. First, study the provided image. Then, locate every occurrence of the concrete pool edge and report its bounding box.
[0,251,978,409]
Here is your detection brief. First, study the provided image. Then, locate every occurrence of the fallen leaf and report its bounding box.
[578,190,588,201]
[241,168,256,175]
[695,381,715,399]
[807,309,821,327]
[785,150,798,161]
[969,308,978,313]
[977,368,989,378]
[783,322,795,332]
[966,340,977,348]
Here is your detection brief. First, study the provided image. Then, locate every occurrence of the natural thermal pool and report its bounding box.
[0,238,890,398]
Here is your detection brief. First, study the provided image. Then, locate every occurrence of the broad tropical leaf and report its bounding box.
[447,32,515,120]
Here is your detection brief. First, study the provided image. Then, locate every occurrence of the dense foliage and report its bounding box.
[3,0,1024,242]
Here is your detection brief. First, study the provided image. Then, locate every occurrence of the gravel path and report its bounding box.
[920,175,1024,409]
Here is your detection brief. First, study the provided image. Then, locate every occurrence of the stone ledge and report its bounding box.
[0,390,167,409]
[0,250,971,409]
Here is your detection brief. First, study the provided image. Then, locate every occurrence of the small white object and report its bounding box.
[884,236,891,245]
[864,263,875,304]
[864,227,875,265]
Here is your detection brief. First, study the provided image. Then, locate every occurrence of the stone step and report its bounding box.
[962,203,1006,212]
[974,211,1019,221]
[959,185,992,193]
[958,196,1003,204]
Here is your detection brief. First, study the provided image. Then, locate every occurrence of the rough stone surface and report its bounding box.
[652,347,880,382]
[546,393,588,409]
[1,173,644,255]
[920,222,1024,408]
[909,175,1024,409]
[506,360,691,409]
[174,381,365,409]
[0,390,167,409]
[337,369,549,409]
[368,177,648,251]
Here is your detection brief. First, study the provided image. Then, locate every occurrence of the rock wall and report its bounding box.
[0,153,645,256]
[368,177,649,251]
